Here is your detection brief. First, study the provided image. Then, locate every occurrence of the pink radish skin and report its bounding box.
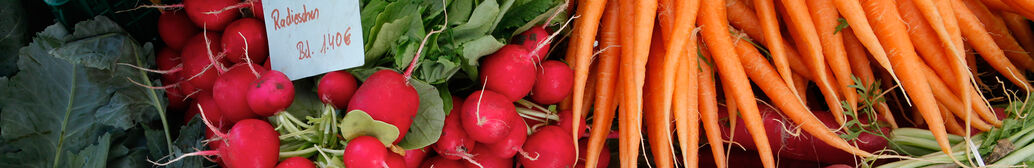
[402,148,430,168]
[157,48,183,84]
[346,70,419,144]
[222,18,269,64]
[530,60,573,105]
[166,84,188,113]
[435,96,477,160]
[575,139,610,168]
[479,45,537,102]
[212,63,266,122]
[483,117,527,158]
[191,93,230,126]
[250,0,264,19]
[419,156,466,168]
[461,90,518,144]
[518,126,576,168]
[263,59,271,69]
[181,32,224,91]
[158,11,200,50]
[466,146,514,168]
[247,70,294,117]
[183,0,242,30]
[178,74,200,97]
[386,153,407,168]
[556,110,587,137]
[318,70,359,109]
[343,136,390,168]
[274,157,315,168]
[215,119,280,168]
[514,26,551,62]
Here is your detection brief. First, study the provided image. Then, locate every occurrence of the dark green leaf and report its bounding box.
[495,0,556,38]
[834,18,849,34]
[397,79,445,149]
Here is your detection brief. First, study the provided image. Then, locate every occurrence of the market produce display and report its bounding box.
[9,0,1034,167]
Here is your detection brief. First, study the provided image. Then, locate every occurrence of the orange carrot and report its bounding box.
[660,0,701,167]
[1002,12,1034,57]
[808,0,859,117]
[919,63,994,131]
[843,27,899,128]
[939,103,967,136]
[645,25,674,168]
[962,0,1034,72]
[583,1,621,168]
[833,0,904,94]
[699,0,775,166]
[734,32,876,157]
[951,0,1034,91]
[726,1,814,81]
[697,47,727,168]
[618,0,658,167]
[1001,0,1034,20]
[981,0,1014,12]
[673,38,701,168]
[777,3,848,126]
[792,73,810,105]
[897,0,963,91]
[567,0,608,154]
[860,0,953,155]
[752,0,799,98]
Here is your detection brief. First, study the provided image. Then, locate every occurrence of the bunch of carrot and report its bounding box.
[563,0,1034,167]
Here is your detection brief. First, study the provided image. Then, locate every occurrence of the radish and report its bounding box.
[479,45,537,102]
[435,96,477,160]
[574,139,610,168]
[343,136,391,167]
[275,157,315,168]
[250,0,264,19]
[514,27,551,62]
[166,84,189,113]
[157,48,183,86]
[247,70,294,117]
[465,146,514,168]
[402,147,430,168]
[263,59,271,69]
[222,18,269,64]
[318,70,358,109]
[483,117,527,158]
[461,90,519,144]
[181,32,224,91]
[419,156,466,168]
[386,153,407,168]
[177,74,200,97]
[183,0,242,30]
[156,118,279,168]
[556,110,586,137]
[518,126,576,168]
[190,92,229,126]
[346,70,419,144]
[530,60,573,105]
[212,63,265,122]
[158,11,200,50]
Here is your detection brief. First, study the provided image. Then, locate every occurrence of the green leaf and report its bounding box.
[146,117,207,168]
[0,0,28,77]
[366,15,414,63]
[284,77,322,118]
[460,35,505,66]
[446,0,474,25]
[361,0,390,41]
[339,110,401,146]
[396,79,446,149]
[495,0,556,38]
[0,16,159,168]
[834,18,849,35]
[417,56,461,84]
[509,2,566,37]
[447,0,500,43]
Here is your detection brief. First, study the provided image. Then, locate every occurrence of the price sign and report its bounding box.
[262,0,365,80]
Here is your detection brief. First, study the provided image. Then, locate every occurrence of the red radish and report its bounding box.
[479,45,537,102]
[419,156,466,168]
[166,84,189,113]
[435,97,477,160]
[263,59,271,69]
[158,11,200,50]
[157,48,184,84]
[247,70,294,116]
[204,125,228,150]
[183,0,242,30]
[518,126,576,168]
[483,117,527,158]
[212,63,266,122]
[215,119,279,168]
[465,146,514,168]
[530,60,573,105]
[318,70,359,109]
[181,32,224,91]
[346,70,419,144]
[386,153,407,168]
[222,18,269,64]
[461,90,518,144]
[250,0,264,19]
[720,105,889,164]
[275,157,315,168]
[556,110,586,137]
[574,139,610,168]
[178,74,200,97]
[826,164,853,168]
[189,93,229,126]
[343,136,391,167]
[402,147,430,168]
[514,27,551,62]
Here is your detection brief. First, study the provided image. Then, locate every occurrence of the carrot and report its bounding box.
[733,32,876,158]
[919,63,994,131]
[792,73,810,105]
[567,0,608,154]
[673,38,701,168]
[808,0,859,117]
[939,103,967,136]
[951,0,1034,91]
[833,0,904,96]
[697,46,727,168]
[618,0,658,167]
[1001,12,1034,57]
[658,0,701,167]
[981,0,1015,12]
[645,25,674,168]
[908,0,974,128]
[897,0,963,91]
[726,0,813,80]
[583,1,621,168]
[581,63,598,117]
[843,28,899,128]
[776,3,848,126]
[699,0,775,166]
[860,0,953,155]
[1001,0,1034,20]
[751,0,799,99]
[962,0,1034,72]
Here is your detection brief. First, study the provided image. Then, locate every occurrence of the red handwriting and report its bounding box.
[320,27,353,54]
[297,41,312,60]
[271,5,320,31]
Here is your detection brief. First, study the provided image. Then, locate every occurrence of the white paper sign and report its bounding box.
[262,0,365,80]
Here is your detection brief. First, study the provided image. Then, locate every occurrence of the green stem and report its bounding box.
[52,64,77,168]
[133,48,175,156]
[279,146,318,159]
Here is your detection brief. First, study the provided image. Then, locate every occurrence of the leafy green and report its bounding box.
[494,0,557,38]
[146,117,208,168]
[397,79,446,149]
[0,16,161,168]
[339,110,401,146]
[834,18,849,35]
[0,0,28,77]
